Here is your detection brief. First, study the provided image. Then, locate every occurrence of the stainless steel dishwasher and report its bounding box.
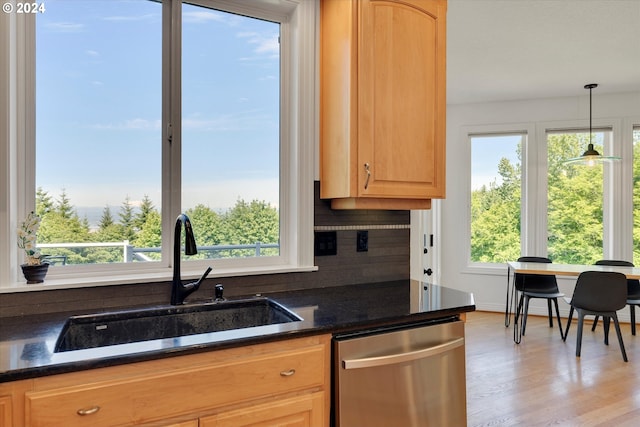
[333,318,466,427]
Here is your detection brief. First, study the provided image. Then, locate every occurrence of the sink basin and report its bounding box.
[54,297,302,352]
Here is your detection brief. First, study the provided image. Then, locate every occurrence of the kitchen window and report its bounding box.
[0,0,316,288]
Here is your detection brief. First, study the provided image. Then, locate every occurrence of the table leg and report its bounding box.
[505,265,512,327]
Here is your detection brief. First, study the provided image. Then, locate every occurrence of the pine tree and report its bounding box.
[99,206,115,230]
[119,196,136,242]
[134,195,155,232]
[36,187,54,217]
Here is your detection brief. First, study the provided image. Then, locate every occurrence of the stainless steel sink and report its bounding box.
[54,297,302,352]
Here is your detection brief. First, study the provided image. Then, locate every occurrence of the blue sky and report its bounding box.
[35,0,280,215]
[471,135,522,191]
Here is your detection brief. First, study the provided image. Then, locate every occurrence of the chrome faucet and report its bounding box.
[171,213,212,305]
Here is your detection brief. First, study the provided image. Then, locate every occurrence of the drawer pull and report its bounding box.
[77,406,101,416]
[280,369,296,377]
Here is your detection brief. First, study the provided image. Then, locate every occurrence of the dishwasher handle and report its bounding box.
[342,337,464,370]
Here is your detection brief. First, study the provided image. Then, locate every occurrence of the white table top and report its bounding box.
[507,261,640,279]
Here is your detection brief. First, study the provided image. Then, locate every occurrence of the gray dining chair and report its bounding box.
[563,271,628,362]
[514,256,564,339]
[591,260,640,336]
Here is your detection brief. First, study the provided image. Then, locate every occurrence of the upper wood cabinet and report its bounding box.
[320,0,447,210]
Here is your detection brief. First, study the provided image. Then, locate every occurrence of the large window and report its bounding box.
[468,125,627,267]
[470,133,523,263]
[546,129,610,264]
[634,126,640,265]
[2,0,315,287]
[36,1,163,265]
[36,1,280,266]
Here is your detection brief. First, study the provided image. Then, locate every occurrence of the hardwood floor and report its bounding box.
[465,311,640,426]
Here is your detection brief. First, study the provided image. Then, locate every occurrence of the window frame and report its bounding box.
[461,123,535,275]
[0,0,317,291]
[541,119,622,263]
[461,118,630,274]
[468,130,527,265]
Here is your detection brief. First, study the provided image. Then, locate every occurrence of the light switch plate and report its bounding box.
[315,231,337,256]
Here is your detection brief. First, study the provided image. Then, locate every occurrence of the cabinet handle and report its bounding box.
[77,405,101,416]
[364,163,371,190]
[280,369,296,377]
[342,337,464,370]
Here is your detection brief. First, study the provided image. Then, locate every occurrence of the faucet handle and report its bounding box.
[198,266,212,285]
[214,284,225,301]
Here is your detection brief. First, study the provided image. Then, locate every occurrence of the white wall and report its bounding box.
[441,91,640,319]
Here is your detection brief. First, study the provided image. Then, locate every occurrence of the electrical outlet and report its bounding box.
[357,230,368,252]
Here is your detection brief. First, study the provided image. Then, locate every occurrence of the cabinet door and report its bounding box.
[163,421,198,427]
[358,0,446,200]
[0,395,12,427]
[200,391,325,427]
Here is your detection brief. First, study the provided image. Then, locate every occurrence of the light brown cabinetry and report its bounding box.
[320,0,447,209]
[0,334,330,427]
[200,391,324,427]
[0,395,12,427]
[163,421,198,427]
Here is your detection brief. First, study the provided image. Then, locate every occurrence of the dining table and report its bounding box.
[505,261,640,343]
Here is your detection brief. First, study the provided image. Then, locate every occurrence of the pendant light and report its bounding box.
[564,83,621,166]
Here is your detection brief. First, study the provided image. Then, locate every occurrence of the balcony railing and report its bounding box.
[38,241,280,265]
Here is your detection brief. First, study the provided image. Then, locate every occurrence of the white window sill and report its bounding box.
[0,264,319,294]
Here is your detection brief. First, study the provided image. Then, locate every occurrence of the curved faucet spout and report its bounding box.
[171,213,210,305]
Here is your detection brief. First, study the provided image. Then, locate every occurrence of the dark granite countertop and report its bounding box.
[0,280,475,383]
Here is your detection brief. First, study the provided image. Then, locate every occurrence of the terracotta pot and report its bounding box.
[21,263,49,284]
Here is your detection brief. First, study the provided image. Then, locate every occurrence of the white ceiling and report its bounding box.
[446,0,640,105]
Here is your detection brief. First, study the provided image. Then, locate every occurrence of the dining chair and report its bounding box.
[514,256,564,339]
[591,260,640,336]
[563,271,628,362]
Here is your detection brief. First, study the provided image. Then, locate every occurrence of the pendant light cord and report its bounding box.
[589,85,593,146]
[585,83,597,150]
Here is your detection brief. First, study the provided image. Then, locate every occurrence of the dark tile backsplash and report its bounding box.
[0,182,411,318]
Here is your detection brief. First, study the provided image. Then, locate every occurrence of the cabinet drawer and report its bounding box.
[26,343,326,427]
[200,391,325,427]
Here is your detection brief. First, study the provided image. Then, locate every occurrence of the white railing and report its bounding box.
[38,241,280,264]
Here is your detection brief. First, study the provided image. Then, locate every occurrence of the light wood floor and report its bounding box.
[465,311,640,427]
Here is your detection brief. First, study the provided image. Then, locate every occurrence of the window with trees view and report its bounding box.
[470,133,523,263]
[469,125,635,267]
[0,0,315,287]
[634,127,640,265]
[34,1,282,267]
[547,129,610,264]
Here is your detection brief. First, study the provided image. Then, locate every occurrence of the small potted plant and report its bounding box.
[17,211,49,283]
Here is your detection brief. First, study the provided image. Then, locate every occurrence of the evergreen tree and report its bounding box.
[56,189,75,220]
[134,195,155,232]
[99,206,115,229]
[119,196,136,242]
[36,187,54,217]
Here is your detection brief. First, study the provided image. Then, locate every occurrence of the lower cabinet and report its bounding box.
[200,391,324,427]
[0,334,330,427]
[163,422,198,427]
[0,395,12,427]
